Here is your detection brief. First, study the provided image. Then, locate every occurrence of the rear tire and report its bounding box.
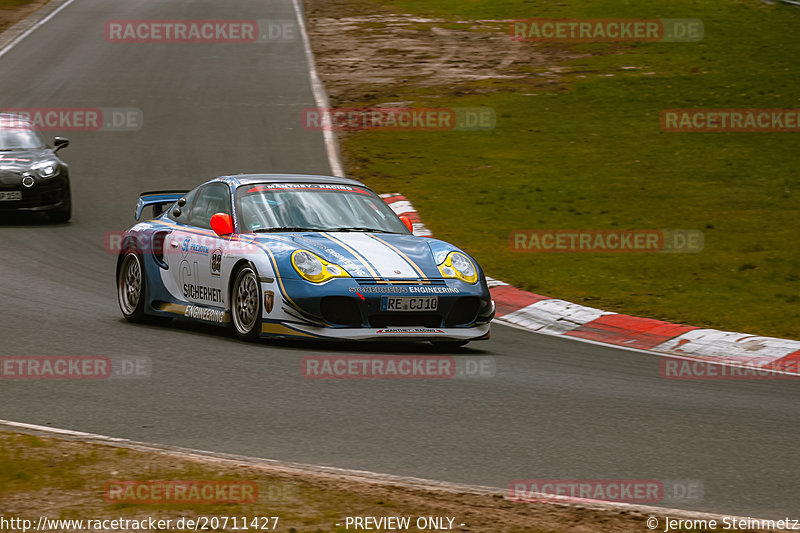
[118,252,146,322]
[117,251,173,325]
[231,265,262,341]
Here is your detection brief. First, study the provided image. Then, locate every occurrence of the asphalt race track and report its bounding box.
[1,0,798,519]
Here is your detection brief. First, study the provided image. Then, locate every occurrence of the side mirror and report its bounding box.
[53,137,69,152]
[210,212,234,236]
[399,215,413,233]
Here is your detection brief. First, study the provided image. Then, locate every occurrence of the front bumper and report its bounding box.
[0,175,68,212]
[260,320,491,341]
[275,277,495,331]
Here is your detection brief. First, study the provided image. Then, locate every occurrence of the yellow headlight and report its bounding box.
[437,251,478,284]
[291,250,351,283]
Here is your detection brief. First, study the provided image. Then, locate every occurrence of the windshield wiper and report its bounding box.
[326,227,399,233]
[254,226,399,234]
[253,227,324,233]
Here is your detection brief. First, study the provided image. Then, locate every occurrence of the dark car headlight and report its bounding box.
[31,161,59,178]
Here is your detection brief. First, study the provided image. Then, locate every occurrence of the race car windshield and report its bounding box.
[236,183,410,234]
[0,127,46,150]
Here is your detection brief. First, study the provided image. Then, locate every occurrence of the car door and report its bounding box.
[161,187,197,303]
[164,183,231,312]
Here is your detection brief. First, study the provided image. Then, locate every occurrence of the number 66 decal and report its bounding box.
[210,249,222,277]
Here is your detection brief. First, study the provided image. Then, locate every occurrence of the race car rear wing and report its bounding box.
[135,190,188,220]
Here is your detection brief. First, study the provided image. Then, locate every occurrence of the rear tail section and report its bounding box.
[135,190,188,220]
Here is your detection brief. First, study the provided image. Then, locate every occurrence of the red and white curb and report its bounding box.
[382,194,800,369]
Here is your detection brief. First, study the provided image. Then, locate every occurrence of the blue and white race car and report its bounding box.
[116,174,494,346]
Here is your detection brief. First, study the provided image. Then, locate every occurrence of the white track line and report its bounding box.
[0,0,345,178]
[0,419,500,495]
[0,418,782,525]
[0,0,78,59]
[290,0,344,177]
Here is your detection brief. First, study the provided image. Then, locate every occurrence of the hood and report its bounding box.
[0,149,51,170]
[0,149,57,186]
[255,231,443,279]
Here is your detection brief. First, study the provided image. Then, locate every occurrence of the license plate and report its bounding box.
[381,296,438,312]
[0,191,21,201]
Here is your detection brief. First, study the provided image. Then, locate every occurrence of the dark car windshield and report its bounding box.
[0,127,46,150]
[236,183,410,234]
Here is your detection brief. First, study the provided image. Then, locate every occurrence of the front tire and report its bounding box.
[118,252,146,322]
[231,265,262,341]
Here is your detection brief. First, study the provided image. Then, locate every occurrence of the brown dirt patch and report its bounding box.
[0,0,49,35]
[303,0,582,105]
[0,430,752,533]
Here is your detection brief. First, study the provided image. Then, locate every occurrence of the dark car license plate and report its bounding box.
[0,191,21,201]
[381,296,438,312]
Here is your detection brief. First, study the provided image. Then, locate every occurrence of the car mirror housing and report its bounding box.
[211,212,234,236]
[399,215,413,233]
[53,137,69,152]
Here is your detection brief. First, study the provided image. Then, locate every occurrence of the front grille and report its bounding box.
[369,314,443,328]
[0,173,22,191]
[0,171,21,180]
[320,296,362,326]
[445,297,481,326]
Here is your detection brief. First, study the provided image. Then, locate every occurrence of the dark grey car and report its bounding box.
[0,113,71,222]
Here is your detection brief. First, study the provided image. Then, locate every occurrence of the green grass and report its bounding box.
[0,434,97,494]
[339,0,800,338]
